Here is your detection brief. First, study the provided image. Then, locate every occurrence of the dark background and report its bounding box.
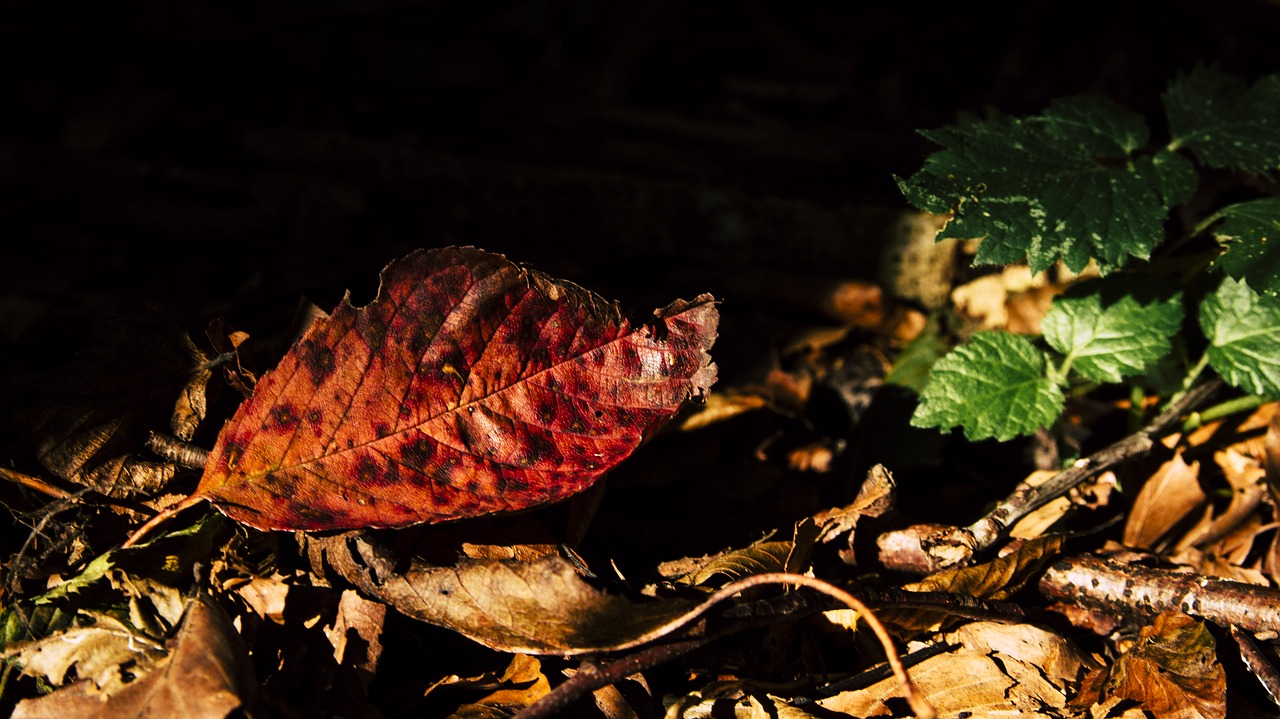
[4,1,1278,330]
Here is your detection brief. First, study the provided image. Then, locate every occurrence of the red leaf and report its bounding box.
[193,247,718,531]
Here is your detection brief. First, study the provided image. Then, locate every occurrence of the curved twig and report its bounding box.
[514,572,935,719]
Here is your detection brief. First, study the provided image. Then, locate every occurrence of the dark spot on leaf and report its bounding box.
[594,410,603,419]
[223,440,244,469]
[399,404,414,418]
[507,474,529,491]
[375,423,392,438]
[306,409,323,425]
[269,404,300,430]
[432,467,452,487]
[295,505,334,524]
[356,457,382,486]
[346,439,355,448]
[466,479,479,493]
[539,403,556,424]
[569,416,587,433]
[302,343,336,386]
[401,438,435,467]
[526,433,558,464]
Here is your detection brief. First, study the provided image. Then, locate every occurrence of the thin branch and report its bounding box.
[146,431,211,470]
[515,573,935,719]
[878,379,1222,573]
[512,638,709,719]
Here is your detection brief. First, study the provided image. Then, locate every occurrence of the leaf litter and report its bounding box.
[3,244,1280,718]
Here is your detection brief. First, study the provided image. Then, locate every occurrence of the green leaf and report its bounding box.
[1041,276,1184,383]
[1200,277,1280,397]
[1164,67,1280,174]
[911,332,1064,441]
[898,96,1169,274]
[1210,198,1280,299]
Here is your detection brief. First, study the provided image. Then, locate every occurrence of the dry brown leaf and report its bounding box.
[1094,612,1225,719]
[947,621,1094,687]
[1124,438,1204,550]
[677,391,769,431]
[1201,448,1267,540]
[816,463,896,547]
[662,518,818,588]
[906,534,1065,601]
[310,536,698,655]
[2,613,167,692]
[1009,469,1074,539]
[232,575,292,624]
[9,311,212,498]
[325,589,386,689]
[818,650,1069,717]
[12,595,255,719]
[460,544,562,562]
[450,654,550,719]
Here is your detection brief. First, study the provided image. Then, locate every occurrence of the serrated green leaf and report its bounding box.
[1210,198,1280,299]
[1143,150,1199,209]
[898,96,1167,274]
[1200,277,1280,397]
[1164,67,1280,174]
[911,332,1064,441]
[1042,276,1184,383]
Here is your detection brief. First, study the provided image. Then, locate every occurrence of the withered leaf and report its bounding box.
[907,534,1066,601]
[1124,438,1204,550]
[314,535,698,655]
[1098,612,1226,719]
[4,308,213,498]
[11,595,255,719]
[194,247,718,531]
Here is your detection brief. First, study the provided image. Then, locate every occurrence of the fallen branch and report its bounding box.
[1038,554,1280,633]
[878,380,1223,573]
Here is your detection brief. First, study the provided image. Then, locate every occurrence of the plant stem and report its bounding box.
[1182,393,1269,432]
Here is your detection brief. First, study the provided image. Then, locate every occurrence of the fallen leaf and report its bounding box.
[451,654,550,719]
[308,535,698,655]
[677,391,768,431]
[2,613,167,691]
[1124,438,1204,550]
[907,534,1065,601]
[193,247,718,531]
[4,309,212,498]
[324,589,386,688]
[12,595,255,719]
[818,648,1070,717]
[1096,612,1226,719]
[815,464,896,565]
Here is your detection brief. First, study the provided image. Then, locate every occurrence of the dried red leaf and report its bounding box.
[193,247,717,531]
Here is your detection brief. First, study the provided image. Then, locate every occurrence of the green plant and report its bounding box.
[897,66,1280,442]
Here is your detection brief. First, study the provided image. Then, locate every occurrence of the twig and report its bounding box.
[1232,626,1280,710]
[516,573,935,719]
[879,379,1222,573]
[512,638,709,719]
[0,467,72,499]
[145,431,211,470]
[1039,554,1280,633]
[121,494,208,547]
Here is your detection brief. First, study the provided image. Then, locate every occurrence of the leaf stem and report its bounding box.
[1181,393,1269,432]
[120,494,209,548]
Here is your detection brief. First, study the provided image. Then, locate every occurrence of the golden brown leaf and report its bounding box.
[1096,612,1226,719]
